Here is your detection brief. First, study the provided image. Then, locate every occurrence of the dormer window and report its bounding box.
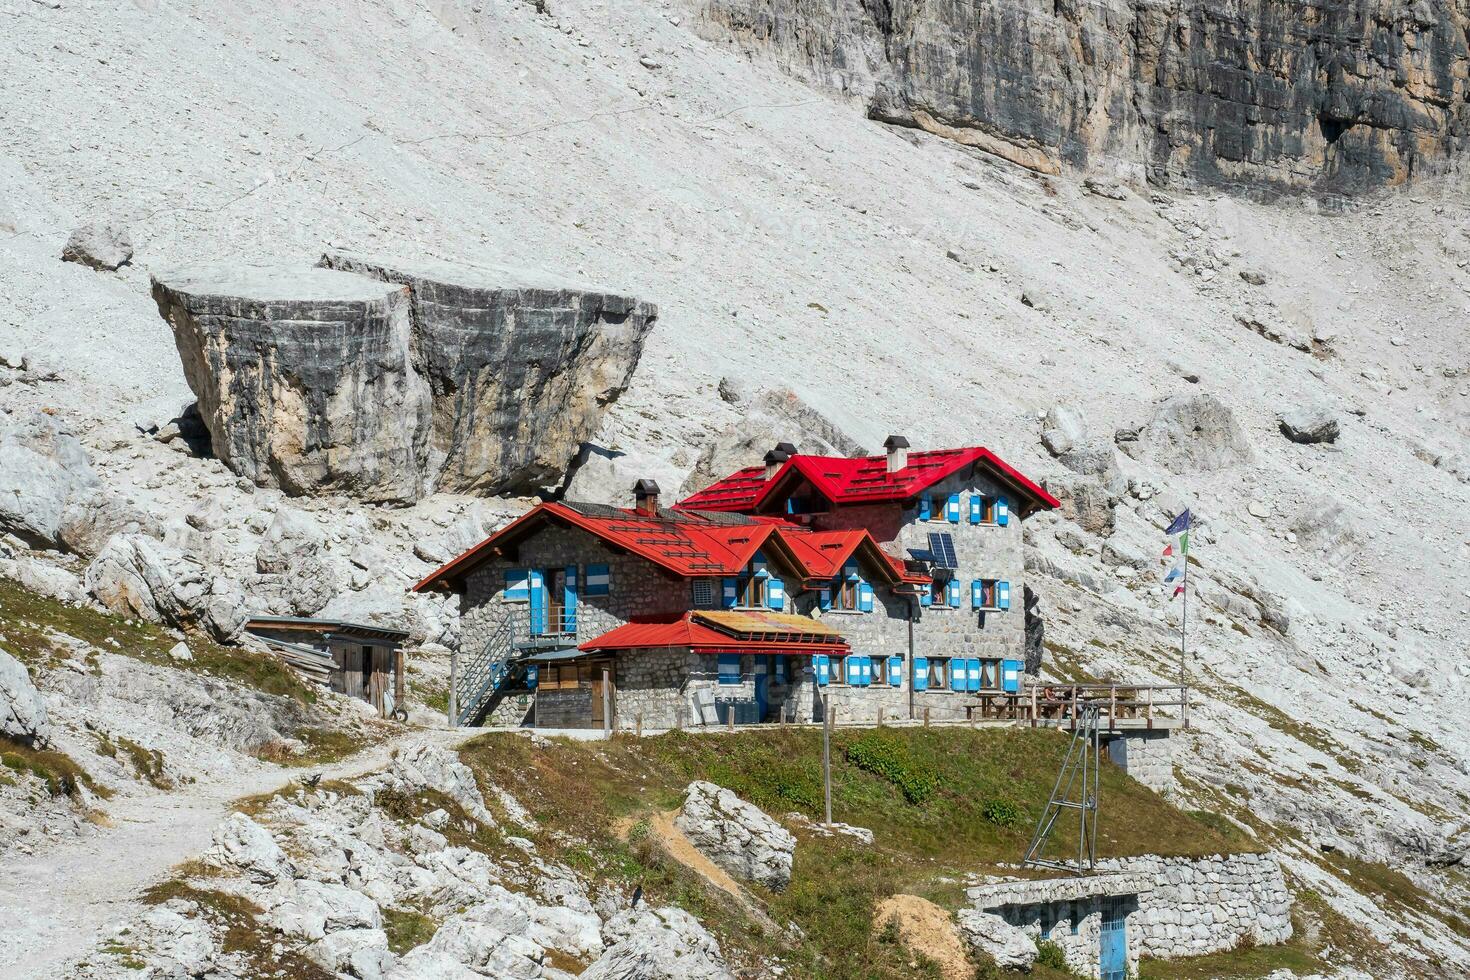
[721,552,785,610]
[819,560,875,613]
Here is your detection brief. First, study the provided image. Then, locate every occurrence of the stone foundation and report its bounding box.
[1103,730,1176,795]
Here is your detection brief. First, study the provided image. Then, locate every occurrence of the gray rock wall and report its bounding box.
[696,0,1470,194]
[153,258,656,504]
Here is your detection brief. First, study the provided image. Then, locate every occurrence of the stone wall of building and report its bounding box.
[1096,852,1292,959]
[969,872,1153,978]
[1104,730,1177,795]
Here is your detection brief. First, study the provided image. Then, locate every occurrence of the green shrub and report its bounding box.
[982,797,1023,828]
[844,730,939,805]
[1035,939,1070,970]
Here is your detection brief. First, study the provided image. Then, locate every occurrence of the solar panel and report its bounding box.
[927,532,958,569]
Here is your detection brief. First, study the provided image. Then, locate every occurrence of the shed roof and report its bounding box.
[243,615,409,641]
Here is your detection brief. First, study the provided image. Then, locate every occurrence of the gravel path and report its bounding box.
[0,728,479,980]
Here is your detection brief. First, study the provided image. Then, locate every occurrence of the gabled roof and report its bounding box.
[412,500,925,594]
[676,446,1059,516]
[579,610,849,656]
[414,502,808,594]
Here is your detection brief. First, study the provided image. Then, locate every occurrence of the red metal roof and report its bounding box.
[579,612,850,656]
[676,446,1059,515]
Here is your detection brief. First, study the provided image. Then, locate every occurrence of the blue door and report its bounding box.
[753,659,769,721]
[1099,898,1126,980]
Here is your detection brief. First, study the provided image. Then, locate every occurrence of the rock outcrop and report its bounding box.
[674,780,796,891]
[320,253,657,496]
[152,265,432,504]
[956,909,1037,970]
[84,533,247,642]
[1124,394,1254,473]
[153,258,656,503]
[1279,403,1341,444]
[61,222,133,271]
[584,907,734,980]
[696,0,1470,193]
[0,411,102,551]
[0,648,52,747]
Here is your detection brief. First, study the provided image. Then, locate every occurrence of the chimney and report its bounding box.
[764,448,790,480]
[774,441,799,457]
[883,434,910,473]
[633,479,661,517]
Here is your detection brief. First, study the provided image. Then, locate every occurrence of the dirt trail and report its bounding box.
[0,728,478,980]
[874,894,972,980]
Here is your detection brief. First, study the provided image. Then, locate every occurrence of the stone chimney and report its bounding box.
[633,479,661,516]
[764,448,790,480]
[883,434,910,473]
[774,441,799,457]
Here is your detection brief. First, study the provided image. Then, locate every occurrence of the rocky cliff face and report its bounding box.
[153,259,656,503]
[695,0,1470,193]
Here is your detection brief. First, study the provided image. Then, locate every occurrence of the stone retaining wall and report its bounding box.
[1097,852,1291,958]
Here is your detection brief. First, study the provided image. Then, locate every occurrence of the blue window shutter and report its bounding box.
[1002,659,1021,693]
[585,563,610,596]
[920,586,932,607]
[949,658,965,692]
[970,579,983,609]
[846,657,861,685]
[861,656,873,687]
[722,577,739,608]
[815,654,829,686]
[526,664,539,689]
[947,580,962,608]
[997,496,1010,526]
[775,658,787,683]
[564,565,578,632]
[858,581,874,612]
[969,494,982,524]
[918,495,931,521]
[913,657,929,690]
[768,576,785,610]
[505,569,529,600]
[528,570,546,633]
[998,580,1011,610]
[946,493,961,523]
[967,658,981,692]
[718,654,741,685]
[818,587,832,611]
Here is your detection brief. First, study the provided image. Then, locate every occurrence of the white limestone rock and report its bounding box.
[61,222,133,271]
[1279,403,1340,444]
[268,880,382,940]
[397,913,544,978]
[388,743,494,825]
[674,781,796,891]
[1041,404,1088,457]
[583,907,733,980]
[1127,393,1254,472]
[956,908,1037,970]
[0,647,53,746]
[84,532,246,642]
[0,411,102,550]
[208,813,294,884]
[306,927,397,980]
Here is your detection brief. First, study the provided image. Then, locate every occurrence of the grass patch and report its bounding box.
[1,735,111,800]
[117,736,170,789]
[382,907,437,954]
[0,576,318,703]
[458,727,1256,980]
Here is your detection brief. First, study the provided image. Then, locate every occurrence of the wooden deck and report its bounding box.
[973,683,1189,731]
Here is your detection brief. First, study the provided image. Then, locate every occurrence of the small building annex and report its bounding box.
[414,438,1058,729]
[244,616,408,719]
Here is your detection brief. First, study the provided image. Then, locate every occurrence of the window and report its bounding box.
[971,579,1011,611]
[833,577,858,611]
[726,553,783,610]
[740,572,768,608]
[830,653,847,686]
[980,659,1001,689]
[691,578,716,609]
[928,657,948,690]
[930,579,948,607]
[969,494,1010,526]
[718,654,742,686]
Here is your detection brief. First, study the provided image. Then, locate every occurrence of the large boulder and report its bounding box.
[61,221,133,271]
[84,533,247,642]
[1125,394,1254,473]
[391,914,543,979]
[207,813,294,884]
[582,907,733,980]
[0,647,53,746]
[306,928,396,980]
[0,411,102,550]
[1045,475,1117,537]
[321,253,658,496]
[675,386,868,501]
[1279,403,1340,444]
[152,264,432,504]
[956,909,1037,970]
[674,781,796,891]
[268,880,382,940]
[1040,405,1088,457]
[385,743,494,825]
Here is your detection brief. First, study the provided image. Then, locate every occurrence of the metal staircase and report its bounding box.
[450,612,578,727]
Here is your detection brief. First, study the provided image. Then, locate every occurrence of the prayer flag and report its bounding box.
[1164,568,1181,583]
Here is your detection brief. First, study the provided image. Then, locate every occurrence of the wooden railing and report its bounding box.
[973,683,1190,730]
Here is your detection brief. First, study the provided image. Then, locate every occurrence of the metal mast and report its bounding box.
[1022,703,1101,873]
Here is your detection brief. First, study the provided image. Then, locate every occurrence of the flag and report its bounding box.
[1171,585,1184,599]
[1161,543,1174,559]
[1180,531,1190,554]
[1164,568,1181,583]
[1165,509,1191,536]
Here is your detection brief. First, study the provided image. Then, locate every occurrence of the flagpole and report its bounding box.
[1180,536,1189,728]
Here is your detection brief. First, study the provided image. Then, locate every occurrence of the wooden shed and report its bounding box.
[244,616,409,719]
